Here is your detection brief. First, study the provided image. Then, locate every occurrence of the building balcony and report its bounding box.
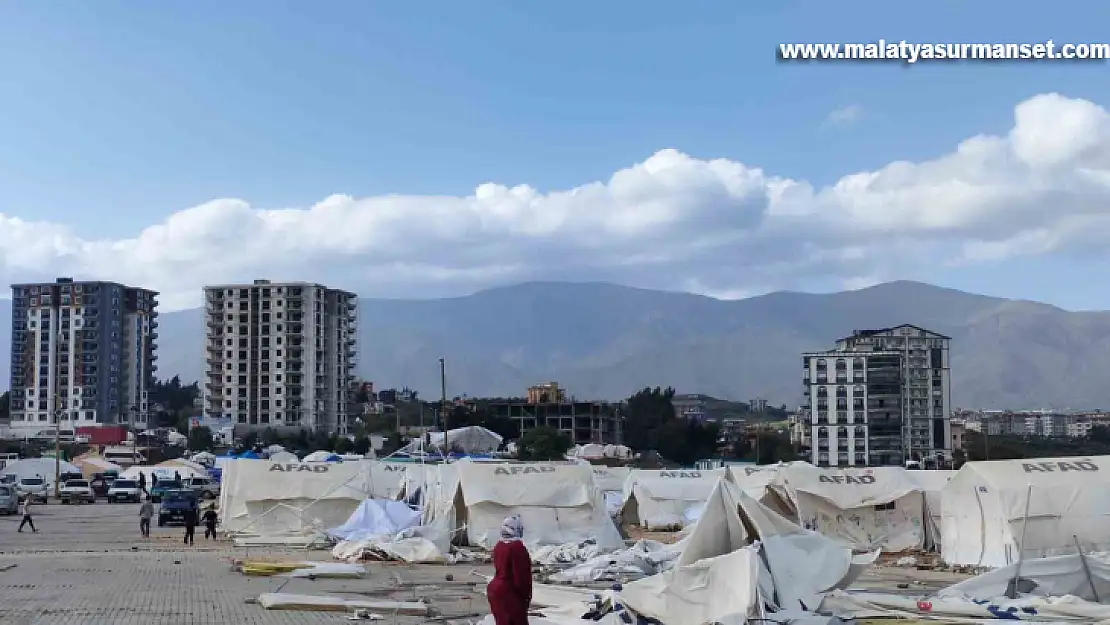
[206,317,222,328]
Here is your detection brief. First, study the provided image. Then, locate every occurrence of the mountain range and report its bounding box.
[2,280,1109,409]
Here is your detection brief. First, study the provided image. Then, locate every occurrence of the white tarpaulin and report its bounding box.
[219,459,403,539]
[0,458,80,488]
[772,464,924,552]
[72,455,122,478]
[452,461,623,550]
[620,468,726,530]
[120,464,204,483]
[905,469,955,551]
[327,498,421,541]
[400,426,503,455]
[941,455,1110,568]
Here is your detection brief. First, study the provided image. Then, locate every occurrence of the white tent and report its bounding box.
[590,466,632,516]
[446,461,623,550]
[71,454,122,478]
[941,456,1110,568]
[772,464,924,552]
[157,458,208,476]
[219,459,404,540]
[302,450,340,462]
[619,468,726,530]
[327,498,422,542]
[0,458,80,488]
[905,469,956,551]
[268,451,299,463]
[400,426,503,455]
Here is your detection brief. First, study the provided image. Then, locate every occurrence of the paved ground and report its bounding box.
[0,499,494,624]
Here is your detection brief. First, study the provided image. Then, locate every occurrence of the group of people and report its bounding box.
[137,496,218,543]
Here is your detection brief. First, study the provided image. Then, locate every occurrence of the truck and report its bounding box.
[75,425,130,446]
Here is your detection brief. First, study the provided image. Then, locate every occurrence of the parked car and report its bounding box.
[58,471,84,484]
[149,479,182,503]
[107,479,143,503]
[59,479,96,504]
[89,476,112,498]
[16,477,48,504]
[183,476,220,500]
[157,490,198,526]
[0,485,18,514]
[0,474,15,486]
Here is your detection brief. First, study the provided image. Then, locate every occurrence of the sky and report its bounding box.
[1,1,1109,311]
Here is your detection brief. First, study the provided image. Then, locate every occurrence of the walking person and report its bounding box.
[202,506,218,540]
[17,497,37,533]
[486,516,531,625]
[138,496,154,538]
[182,505,197,545]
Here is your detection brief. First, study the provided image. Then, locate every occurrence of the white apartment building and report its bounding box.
[9,278,158,434]
[801,324,953,467]
[202,280,358,434]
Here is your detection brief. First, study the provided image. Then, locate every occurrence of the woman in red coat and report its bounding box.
[487,515,532,625]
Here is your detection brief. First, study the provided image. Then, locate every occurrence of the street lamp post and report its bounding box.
[438,358,447,432]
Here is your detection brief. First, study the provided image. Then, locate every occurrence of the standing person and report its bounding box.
[138,496,154,537]
[182,505,197,545]
[202,505,218,540]
[17,497,36,533]
[137,472,147,494]
[174,470,181,484]
[486,516,531,625]
[151,474,158,490]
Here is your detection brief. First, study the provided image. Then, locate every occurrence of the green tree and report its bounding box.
[353,434,371,455]
[516,426,572,461]
[334,436,355,454]
[188,426,215,452]
[623,387,677,452]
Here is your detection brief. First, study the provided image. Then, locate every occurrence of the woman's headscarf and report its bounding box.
[500,515,524,542]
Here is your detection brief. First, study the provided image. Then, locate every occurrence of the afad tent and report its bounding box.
[71,454,122,478]
[441,461,623,550]
[905,469,956,552]
[941,455,1110,568]
[726,464,797,517]
[399,426,503,456]
[219,459,404,542]
[772,464,924,552]
[619,468,726,530]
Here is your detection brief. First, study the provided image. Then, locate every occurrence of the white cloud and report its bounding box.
[824,104,864,127]
[3,92,1110,310]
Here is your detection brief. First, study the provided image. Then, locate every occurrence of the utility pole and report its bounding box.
[53,408,62,497]
[438,358,447,432]
[129,406,138,466]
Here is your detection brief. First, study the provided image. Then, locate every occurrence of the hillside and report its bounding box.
[1,280,1107,409]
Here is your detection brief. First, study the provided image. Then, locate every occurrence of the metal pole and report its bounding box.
[1007,484,1033,599]
[1074,534,1100,602]
[438,358,447,432]
[54,409,61,497]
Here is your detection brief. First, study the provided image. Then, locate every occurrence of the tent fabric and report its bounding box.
[401,426,503,455]
[772,464,925,552]
[72,455,122,478]
[940,455,1110,568]
[452,461,623,550]
[0,458,80,487]
[157,458,208,475]
[590,466,632,516]
[268,451,298,463]
[327,498,422,541]
[219,459,403,539]
[302,450,341,462]
[121,463,205,483]
[904,469,956,551]
[620,468,726,530]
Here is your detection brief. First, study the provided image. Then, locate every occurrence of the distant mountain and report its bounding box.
[2,280,1108,409]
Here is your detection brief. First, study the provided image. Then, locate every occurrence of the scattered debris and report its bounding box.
[257,593,429,615]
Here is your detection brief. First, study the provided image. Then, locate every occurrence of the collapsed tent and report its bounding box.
[619,468,726,530]
[445,461,623,550]
[941,455,1110,568]
[219,459,404,540]
[328,498,422,541]
[0,458,80,488]
[905,469,955,551]
[772,464,924,552]
[618,477,872,625]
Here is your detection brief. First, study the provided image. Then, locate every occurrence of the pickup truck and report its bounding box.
[157,490,198,526]
[107,479,143,503]
[60,479,97,504]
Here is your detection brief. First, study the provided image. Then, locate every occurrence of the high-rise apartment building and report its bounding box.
[202,280,358,434]
[9,278,158,434]
[802,324,952,467]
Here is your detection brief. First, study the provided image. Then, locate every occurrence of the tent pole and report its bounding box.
[1006,484,1033,599]
[1074,535,1100,603]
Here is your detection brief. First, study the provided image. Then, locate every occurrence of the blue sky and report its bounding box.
[1,1,1109,309]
